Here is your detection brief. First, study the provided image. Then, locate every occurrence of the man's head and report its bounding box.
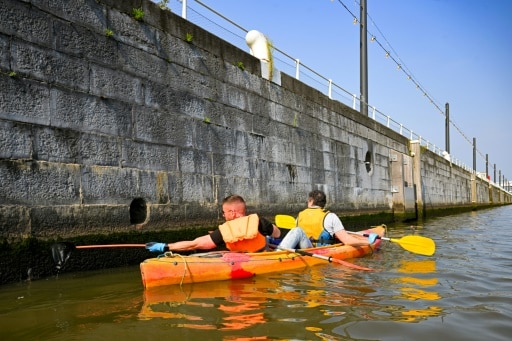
[308,190,326,208]
[222,195,247,221]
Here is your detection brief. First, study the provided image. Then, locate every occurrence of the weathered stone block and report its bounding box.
[0,76,50,125]
[0,160,81,205]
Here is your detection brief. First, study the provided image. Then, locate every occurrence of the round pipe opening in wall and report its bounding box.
[130,197,148,226]
[364,151,372,173]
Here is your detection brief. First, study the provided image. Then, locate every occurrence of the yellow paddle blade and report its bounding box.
[389,235,436,256]
[275,214,296,229]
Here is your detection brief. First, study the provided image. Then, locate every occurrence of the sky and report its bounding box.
[157,0,512,183]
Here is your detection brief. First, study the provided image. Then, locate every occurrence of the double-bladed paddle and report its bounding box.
[275,214,436,256]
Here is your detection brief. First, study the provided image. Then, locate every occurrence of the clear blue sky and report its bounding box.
[159,0,512,182]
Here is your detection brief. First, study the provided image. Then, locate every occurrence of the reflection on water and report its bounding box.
[393,260,442,322]
[139,268,358,332]
[1,207,512,340]
[140,278,270,330]
[139,258,442,336]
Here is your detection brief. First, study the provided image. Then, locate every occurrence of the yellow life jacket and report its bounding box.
[218,214,267,252]
[297,208,329,239]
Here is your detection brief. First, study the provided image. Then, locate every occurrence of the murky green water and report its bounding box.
[1,206,511,340]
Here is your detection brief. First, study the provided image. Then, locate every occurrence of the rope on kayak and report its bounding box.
[159,251,190,287]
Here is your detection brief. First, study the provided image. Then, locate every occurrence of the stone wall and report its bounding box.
[0,0,510,241]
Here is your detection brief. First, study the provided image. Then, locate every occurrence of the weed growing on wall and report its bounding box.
[132,8,144,21]
[157,1,170,11]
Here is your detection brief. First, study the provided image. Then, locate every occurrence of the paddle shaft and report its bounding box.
[51,242,147,271]
[276,214,435,256]
[346,231,389,241]
[75,244,146,249]
[277,246,373,271]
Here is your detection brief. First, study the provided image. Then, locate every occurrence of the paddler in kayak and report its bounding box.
[146,195,281,253]
[278,190,379,249]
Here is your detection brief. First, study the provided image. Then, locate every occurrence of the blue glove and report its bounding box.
[367,233,379,244]
[145,242,167,253]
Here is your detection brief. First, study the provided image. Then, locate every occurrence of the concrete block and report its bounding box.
[50,88,132,137]
[119,43,169,81]
[54,20,117,65]
[0,205,31,238]
[123,139,179,172]
[108,7,159,54]
[0,76,50,125]
[90,63,143,103]
[0,160,81,205]
[0,1,51,46]
[180,173,215,204]
[0,120,32,159]
[80,165,145,204]
[0,34,9,70]
[178,148,211,174]
[133,106,195,147]
[11,41,89,92]
[33,0,107,31]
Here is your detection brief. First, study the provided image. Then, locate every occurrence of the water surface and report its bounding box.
[1,206,511,340]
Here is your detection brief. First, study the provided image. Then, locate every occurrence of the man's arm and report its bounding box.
[258,216,281,238]
[166,234,217,251]
[334,229,370,246]
[271,224,281,238]
[326,213,370,246]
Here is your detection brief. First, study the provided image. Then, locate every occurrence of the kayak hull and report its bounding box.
[140,225,385,288]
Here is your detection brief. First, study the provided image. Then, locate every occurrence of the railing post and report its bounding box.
[352,94,356,109]
[473,137,477,172]
[295,59,300,80]
[328,79,332,99]
[372,106,376,120]
[181,0,187,19]
[410,140,423,218]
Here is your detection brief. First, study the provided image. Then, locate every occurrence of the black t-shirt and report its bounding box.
[209,215,274,247]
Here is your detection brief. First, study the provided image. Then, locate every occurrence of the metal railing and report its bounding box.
[168,0,475,171]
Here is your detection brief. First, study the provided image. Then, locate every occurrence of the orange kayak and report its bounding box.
[140,225,385,288]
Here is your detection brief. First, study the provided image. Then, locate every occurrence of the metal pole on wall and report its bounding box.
[360,0,368,116]
[473,137,476,172]
[494,164,497,183]
[445,103,450,153]
[486,154,489,179]
[182,0,187,19]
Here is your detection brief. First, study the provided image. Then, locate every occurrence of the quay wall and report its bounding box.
[1,0,510,244]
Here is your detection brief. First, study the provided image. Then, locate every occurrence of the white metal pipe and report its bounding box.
[182,0,187,19]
